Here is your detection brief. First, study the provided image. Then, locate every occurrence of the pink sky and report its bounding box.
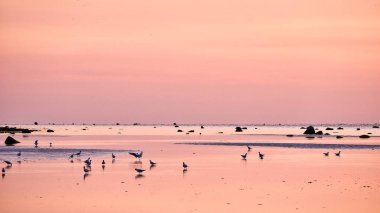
[1,0,379,124]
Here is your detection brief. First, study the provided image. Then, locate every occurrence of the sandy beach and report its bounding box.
[1,125,380,213]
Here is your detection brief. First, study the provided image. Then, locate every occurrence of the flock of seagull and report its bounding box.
[1,142,342,177]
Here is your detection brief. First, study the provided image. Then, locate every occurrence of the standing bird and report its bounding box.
[112,153,116,159]
[34,140,38,146]
[241,153,247,160]
[75,150,82,156]
[17,152,21,157]
[335,151,341,157]
[258,152,265,159]
[49,142,52,147]
[69,154,74,159]
[247,145,252,151]
[149,160,156,166]
[183,162,188,170]
[3,160,12,166]
[84,158,92,166]
[102,160,106,165]
[323,152,329,156]
[129,151,143,159]
[135,168,145,174]
[83,166,90,173]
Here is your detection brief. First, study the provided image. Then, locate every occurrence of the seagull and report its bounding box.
[135,168,145,174]
[102,160,106,165]
[83,166,90,173]
[34,140,38,146]
[247,145,252,151]
[3,160,12,166]
[69,154,74,159]
[112,153,116,159]
[323,152,329,156]
[241,153,247,160]
[84,158,92,166]
[183,162,188,170]
[49,142,52,147]
[335,151,341,157]
[149,160,156,166]
[75,150,82,156]
[129,151,143,159]
[17,152,21,157]
[258,152,265,159]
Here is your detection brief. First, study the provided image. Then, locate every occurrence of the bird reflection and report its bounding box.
[102,165,105,171]
[112,159,115,164]
[1,174,4,179]
[83,173,90,181]
[182,168,188,177]
[17,160,22,164]
[133,161,142,165]
[149,164,156,170]
[135,174,145,180]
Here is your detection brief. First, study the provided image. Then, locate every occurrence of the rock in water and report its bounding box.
[303,126,315,134]
[47,129,54,133]
[359,135,370,139]
[235,127,243,132]
[5,136,20,145]
[373,125,379,128]
[325,127,334,130]
[315,131,323,135]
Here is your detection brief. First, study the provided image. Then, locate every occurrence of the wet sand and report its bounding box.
[1,125,380,212]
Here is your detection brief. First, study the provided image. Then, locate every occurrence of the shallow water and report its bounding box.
[0,125,380,213]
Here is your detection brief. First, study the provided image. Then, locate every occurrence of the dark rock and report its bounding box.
[373,125,379,128]
[5,136,20,145]
[235,127,243,132]
[306,136,315,139]
[21,129,32,133]
[201,126,204,129]
[336,136,343,139]
[300,127,306,129]
[324,133,330,135]
[303,126,315,134]
[286,134,294,137]
[368,133,372,134]
[359,135,370,139]
[242,127,248,130]
[0,126,35,134]
[315,131,323,135]
[177,129,183,132]
[34,122,38,125]
[116,123,120,125]
[325,127,334,130]
[357,128,361,131]
[188,130,195,133]
[218,132,224,134]
[47,129,54,133]
[174,125,179,128]
[337,127,344,130]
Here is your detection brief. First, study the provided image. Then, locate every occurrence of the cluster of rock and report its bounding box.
[0,126,38,134]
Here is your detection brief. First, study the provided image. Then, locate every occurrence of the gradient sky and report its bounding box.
[1,0,379,124]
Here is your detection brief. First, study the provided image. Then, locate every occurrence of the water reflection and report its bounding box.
[149,164,156,170]
[135,174,145,180]
[83,173,90,181]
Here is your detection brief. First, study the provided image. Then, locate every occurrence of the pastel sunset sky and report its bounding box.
[1,0,379,124]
